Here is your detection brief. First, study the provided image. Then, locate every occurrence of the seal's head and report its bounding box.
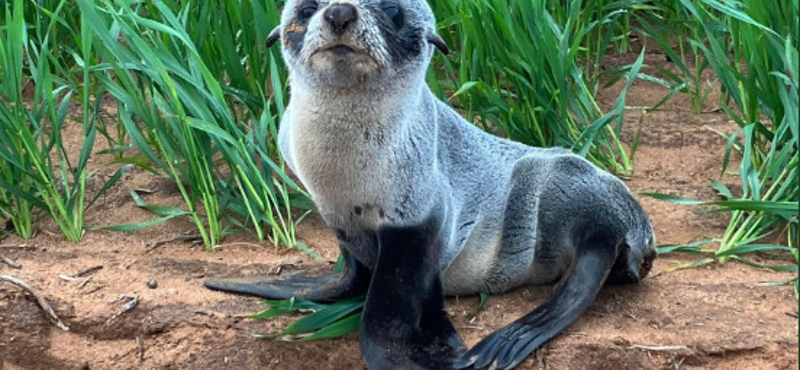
[267,0,447,90]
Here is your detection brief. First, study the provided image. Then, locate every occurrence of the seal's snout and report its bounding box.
[324,3,358,35]
[292,0,433,86]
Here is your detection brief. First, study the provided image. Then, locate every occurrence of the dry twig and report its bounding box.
[84,285,106,295]
[72,265,103,278]
[136,336,145,362]
[269,261,301,276]
[107,295,140,323]
[77,276,93,289]
[535,350,545,370]
[629,344,690,352]
[1,255,21,269]
[146,233,203,253]
[0,274,69,331]
[0,243,27,249]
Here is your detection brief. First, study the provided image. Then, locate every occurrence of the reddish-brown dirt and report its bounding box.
[1,52,797,370]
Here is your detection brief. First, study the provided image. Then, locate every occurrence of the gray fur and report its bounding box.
[260,1,657,368]
[276,0,655,297]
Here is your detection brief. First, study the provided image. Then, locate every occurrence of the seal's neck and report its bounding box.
[288,73,430,132]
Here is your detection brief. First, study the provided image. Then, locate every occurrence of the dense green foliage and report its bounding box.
[429,0,645,175]
[641,0,798,283]
[1,0,131,241]
[0,0,797,303]
[1,0,311,250]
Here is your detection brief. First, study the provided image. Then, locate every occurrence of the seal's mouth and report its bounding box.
[303,40,385,76]
[311,43,363,57]
[327,44,355,55]
[306,42,381,69]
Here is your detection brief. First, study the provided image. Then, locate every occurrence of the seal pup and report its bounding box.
[205,0,657,369]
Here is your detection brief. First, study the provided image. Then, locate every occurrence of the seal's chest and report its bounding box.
[300,168,393,232]
[287,122,397,226]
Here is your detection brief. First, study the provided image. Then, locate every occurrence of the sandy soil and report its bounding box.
[1,52,797,370]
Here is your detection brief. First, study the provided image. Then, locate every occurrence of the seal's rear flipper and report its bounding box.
[204,251,371,301]
[454,237,618,370]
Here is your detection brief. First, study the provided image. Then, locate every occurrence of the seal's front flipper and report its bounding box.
[360,277,464,370]
[455,236,618,370]
[360,217,465,370]
[204,250,370,301]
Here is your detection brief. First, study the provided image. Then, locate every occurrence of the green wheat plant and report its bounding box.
[429,0,644,175]
[0,0,37,239]
[546,0,654,84]
[249,297,365,341]
[0,0,130,241]
[633,0,718,113]
[76,0,307,249]
[644,0,798,291]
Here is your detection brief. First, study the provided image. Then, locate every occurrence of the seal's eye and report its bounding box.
[298,1,318,21]
[381,2,403,28]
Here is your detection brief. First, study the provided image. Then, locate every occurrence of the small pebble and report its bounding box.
[146,279,158,289]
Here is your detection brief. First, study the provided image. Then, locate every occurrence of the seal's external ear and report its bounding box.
[427,33,449,55]
[266,26,281,48]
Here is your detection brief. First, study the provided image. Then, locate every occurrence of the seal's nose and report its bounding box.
[324,3,358,34]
